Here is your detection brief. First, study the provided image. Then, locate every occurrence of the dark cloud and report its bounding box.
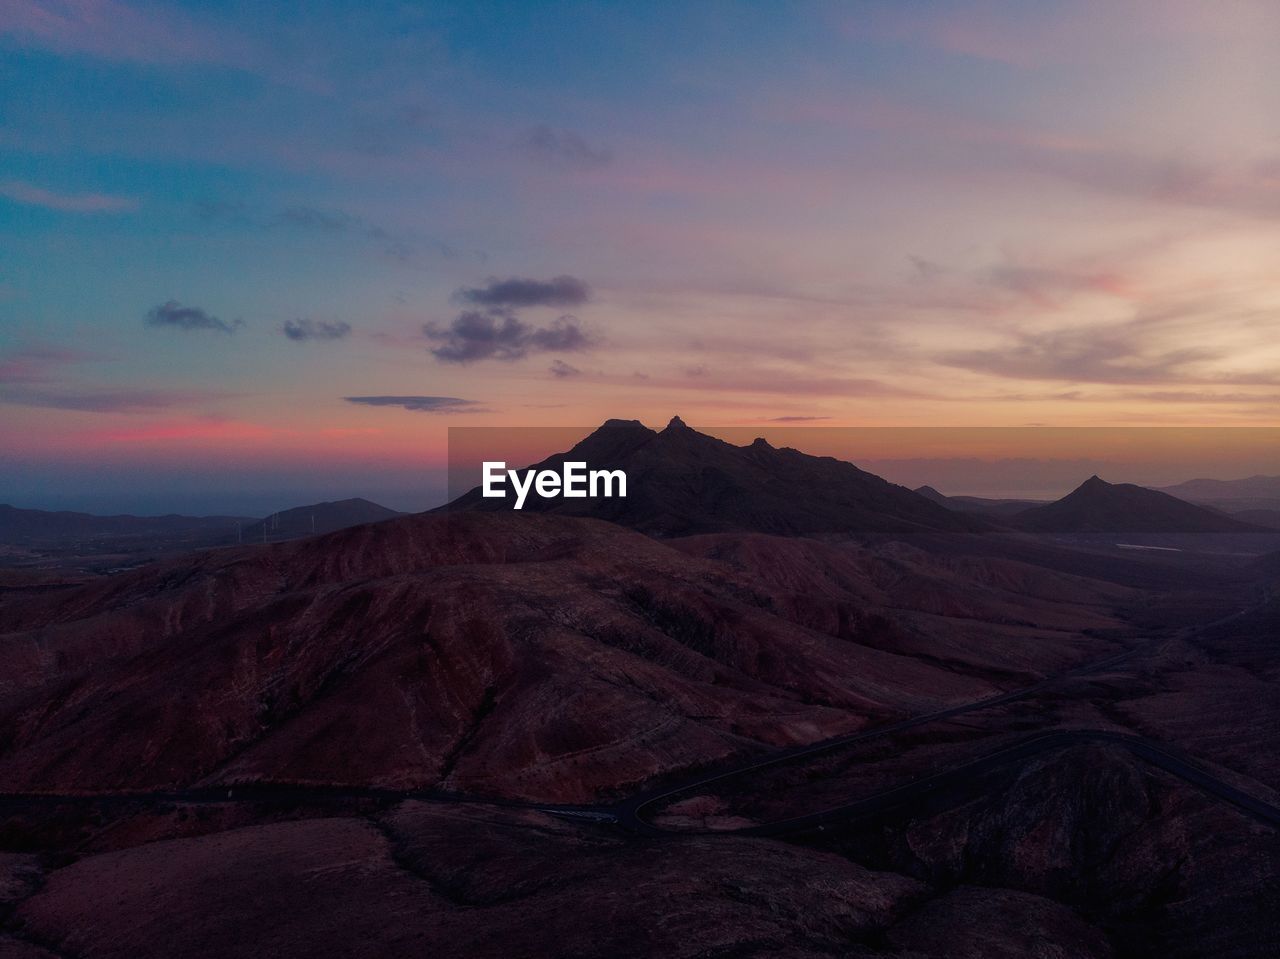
[548,359,581,378]
[424,309,592,364]
[457,275,590,309]
[344,395,483,413]
[145,301,242,333]
[282,319,352,342]
[518,125,612,170]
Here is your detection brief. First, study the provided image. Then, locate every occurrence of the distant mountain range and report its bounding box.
[920,476,1270,534]
[0,498,404,570]
[0,504,251,545]
[242,498,403,543]
[1155,475,1280,515]
[1013,476,1263,534]
[1157,475,1280,502]
[914,486,1047,519]
[447,416,984,536]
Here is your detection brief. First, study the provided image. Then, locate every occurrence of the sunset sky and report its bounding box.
[2,1,1279,512]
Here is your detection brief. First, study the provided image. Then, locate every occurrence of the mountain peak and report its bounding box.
[664,415,690,431]
[1016,474,1262,533]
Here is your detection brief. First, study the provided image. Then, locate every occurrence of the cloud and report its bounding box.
[456,275,590,309]
[0,344,94,383]
[0,386,230,413]
[145,300,242,333]
[0,179,136,213]
[517,125,613,170]
[983,265,1131,306]
[938,320,1277,386]
[282,319,352,342]
[548,359,581,378]
[769,415,832,421]
[277,206,357,232]
[343,395,483,413]
[424,309,592,364]
[196,201,464,263]
[0,0,295,79]
[908,256,946,282]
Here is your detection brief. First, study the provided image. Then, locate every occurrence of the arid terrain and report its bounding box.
[1,423,1277,957]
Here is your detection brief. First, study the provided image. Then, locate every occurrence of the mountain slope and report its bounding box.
[449,417,985,536]
[1014,476,1263,534]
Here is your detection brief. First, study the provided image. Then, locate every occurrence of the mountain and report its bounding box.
[914,486,1047,519]
[1014,476,1265,534]
[241,498,402,543]
[1157,475,1280,513]
[1158,475,1280,502]
[448,417,985,536]
[0,503,247,545]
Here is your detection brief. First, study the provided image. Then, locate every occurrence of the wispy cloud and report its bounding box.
[145,301,242,333]
[939,319,1279,386]
[548,359,582,378]
[0,344,94,383]
[197,201,462,263]
[0,385,231,413]
[0,0,251,67]
[516,125,613,170]
[282,319,351,342]
[343,395,484,413]
[0,179,136,213]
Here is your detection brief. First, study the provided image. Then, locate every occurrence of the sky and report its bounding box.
[2,0,1279,512]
